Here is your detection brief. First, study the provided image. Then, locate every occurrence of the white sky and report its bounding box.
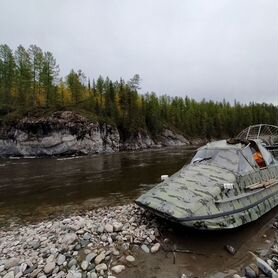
[0,0,278,104]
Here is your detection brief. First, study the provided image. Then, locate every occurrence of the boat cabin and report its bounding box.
[191,139,277,176]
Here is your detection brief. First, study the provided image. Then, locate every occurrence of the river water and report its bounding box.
[0,146,195,224]
[0,146,277,277]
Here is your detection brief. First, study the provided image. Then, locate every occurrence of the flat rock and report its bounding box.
[15,272,23,278]
[95,253,105,265]
[66,270,82,278]
[95,263,107,272]
[111,265,125,274]
[30,240,40,250]
[68,258,77,268]
[62,233,78,245]
[5,258,20,269]
[88,272,98,278]
[86,252,97,263]
[3,271,15,278]
[44,261,56,274]
[104,223,113,233]
[57,254,66,266]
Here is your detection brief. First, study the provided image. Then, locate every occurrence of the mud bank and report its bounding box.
[0,111,192,157]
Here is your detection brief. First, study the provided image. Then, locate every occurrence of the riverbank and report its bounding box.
[0,111,206,157]
[0,204,161,278]
[1,203,278,278]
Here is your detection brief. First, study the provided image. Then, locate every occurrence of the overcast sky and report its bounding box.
[1,0,277,104]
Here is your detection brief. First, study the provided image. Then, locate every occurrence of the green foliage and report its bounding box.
[0,44,277,140]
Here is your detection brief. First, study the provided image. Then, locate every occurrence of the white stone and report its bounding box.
[19,263,27,273]
[66,270,82,278]
[62,233,78,245]
[88,272,97,278]
[104,223,113,233]
[0,265,5,272]
[111,265,125,274]
[81,261,88,270]
[95,263,107,272]
[126,255,135,262]
[3,271,15,278]
[151,243,160,253]
[113,222,123,232]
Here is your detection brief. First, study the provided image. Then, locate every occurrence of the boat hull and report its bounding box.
[136,164,278,230]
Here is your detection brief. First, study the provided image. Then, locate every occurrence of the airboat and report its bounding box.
[136,124,278,229]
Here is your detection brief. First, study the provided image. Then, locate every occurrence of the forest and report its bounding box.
[0,43,277,140]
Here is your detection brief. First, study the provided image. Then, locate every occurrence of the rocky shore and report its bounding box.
[0,111,191,157]
[0,204,162,278]
[1,203,278,278]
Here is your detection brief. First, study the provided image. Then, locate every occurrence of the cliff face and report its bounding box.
[0,111,189,157]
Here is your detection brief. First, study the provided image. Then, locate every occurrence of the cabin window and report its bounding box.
[192,148,255,175]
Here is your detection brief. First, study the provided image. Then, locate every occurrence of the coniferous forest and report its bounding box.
[0,44,277,140]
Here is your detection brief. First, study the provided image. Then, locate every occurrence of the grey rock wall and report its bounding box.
[0,111,190,157]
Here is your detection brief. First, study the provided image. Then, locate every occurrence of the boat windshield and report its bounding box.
[191,148,254,174]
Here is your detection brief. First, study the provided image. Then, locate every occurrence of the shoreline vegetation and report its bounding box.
[0,44,277,157]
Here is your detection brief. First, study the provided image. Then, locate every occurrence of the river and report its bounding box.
[0,146,277,277]
[0,146,195,224]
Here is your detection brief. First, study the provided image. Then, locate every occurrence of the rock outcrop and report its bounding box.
[0,111,120,157]
[0,111,190,157]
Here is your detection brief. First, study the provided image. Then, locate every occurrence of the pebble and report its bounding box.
[86,252,97,263]
[95,252,105,265]
[3,271,15,278]
[44,261,56,274]
[81,260,88,270]
[225,244,236,255]
[88,272,98,278]
[111,265,125,274]
[0,204,161,278]
[66,270,82,278]
[141,244,150,253]
[113,222,123,232]
[57,254,66,265]
[104,223,113,233]
[63,233,78,245]
[151,243,160,253]
[126,255,135,262]
[5,258,20,269]
[244,266,257,278]
[68,258,77,268]
[95,263,108,272]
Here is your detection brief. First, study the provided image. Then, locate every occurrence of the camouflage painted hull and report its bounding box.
[136,163,278,230]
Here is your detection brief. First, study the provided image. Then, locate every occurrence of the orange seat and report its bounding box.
[253,152,266,168]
